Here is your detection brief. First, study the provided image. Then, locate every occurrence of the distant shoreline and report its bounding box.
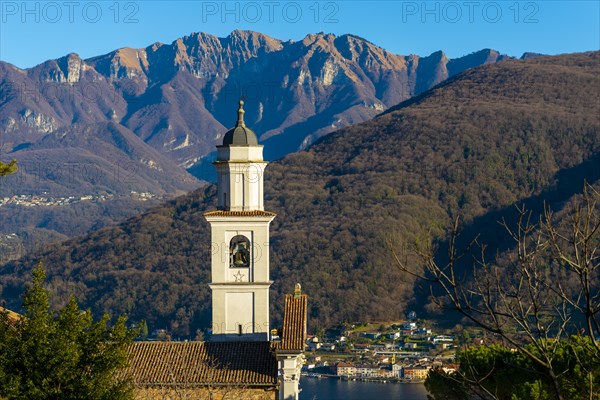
[302,372,424,384]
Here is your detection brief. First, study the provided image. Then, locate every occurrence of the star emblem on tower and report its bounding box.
[233,271,245,282]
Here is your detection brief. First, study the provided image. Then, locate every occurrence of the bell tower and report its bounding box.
[204,100,275,341]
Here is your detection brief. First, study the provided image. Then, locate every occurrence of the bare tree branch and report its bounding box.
[387,183,600,400]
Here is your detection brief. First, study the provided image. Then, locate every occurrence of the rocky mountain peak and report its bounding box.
[34,52,86,84]
[521,52,546,60]
[2,30,513,165]
[300,32,337,49]
[334,34,407,71]
[428,50,449,62]
[220,30,283,60]
[87,48,149,82]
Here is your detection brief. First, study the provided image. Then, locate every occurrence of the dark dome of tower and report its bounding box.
[222,100,258,146]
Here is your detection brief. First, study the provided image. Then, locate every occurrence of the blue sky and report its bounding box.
[1,1,599,68]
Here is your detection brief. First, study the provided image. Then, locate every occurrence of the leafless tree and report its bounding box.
[542,186,600,353]
[387,184,599,400]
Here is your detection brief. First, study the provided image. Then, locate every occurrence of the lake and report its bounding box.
[300,377,429,400]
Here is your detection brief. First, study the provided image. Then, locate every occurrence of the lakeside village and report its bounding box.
[0,191,162,208]
[298,318,463,384]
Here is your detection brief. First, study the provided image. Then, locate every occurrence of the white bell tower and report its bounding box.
[205,100,275,341]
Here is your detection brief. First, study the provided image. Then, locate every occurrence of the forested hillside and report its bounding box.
[1,52,598,337]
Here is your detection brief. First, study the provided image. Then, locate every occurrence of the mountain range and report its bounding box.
[0,30,513,253]
[1,51,597,336]
[2,30,511,167]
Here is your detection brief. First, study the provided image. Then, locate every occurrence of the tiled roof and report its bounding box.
[278,289,307,351]
[125,341,277,387]
[204,210,276,217]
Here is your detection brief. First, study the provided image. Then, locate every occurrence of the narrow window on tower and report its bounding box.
[238,324,243,336]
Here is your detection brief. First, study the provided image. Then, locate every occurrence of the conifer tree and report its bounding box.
[0,264,138,400]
